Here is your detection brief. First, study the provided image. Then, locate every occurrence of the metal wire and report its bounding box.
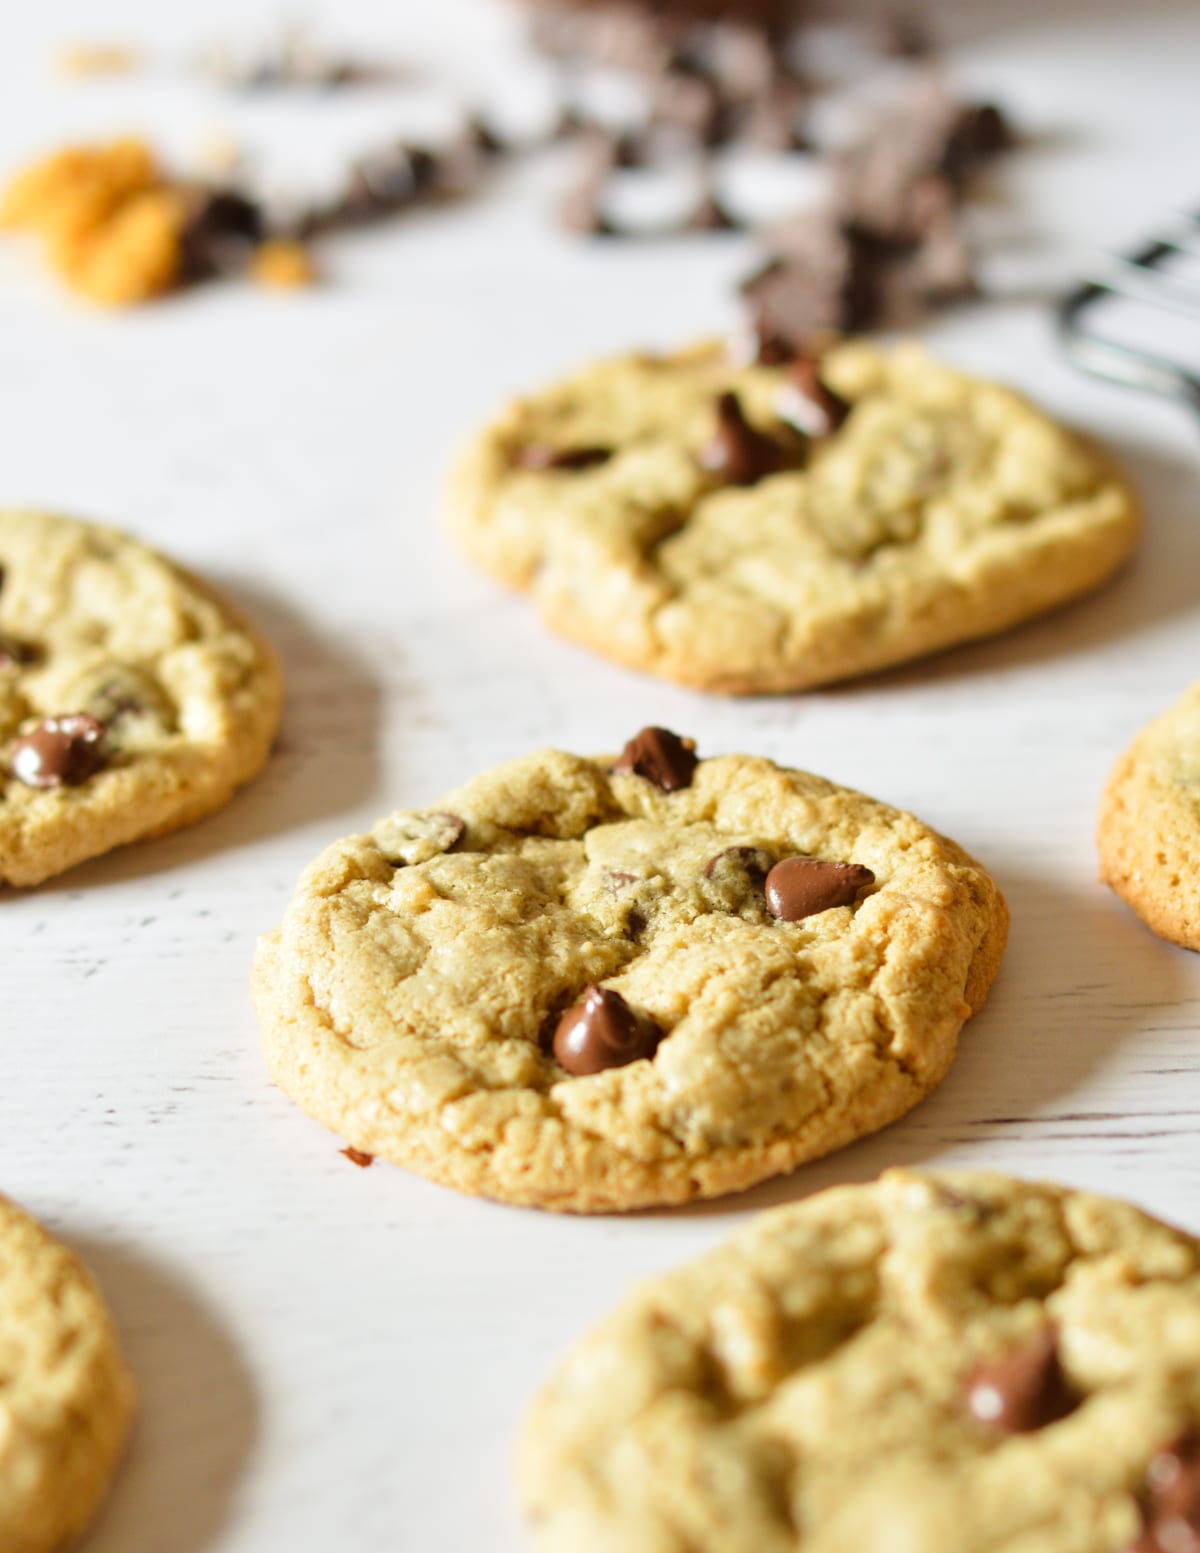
[1056,213,1200,414]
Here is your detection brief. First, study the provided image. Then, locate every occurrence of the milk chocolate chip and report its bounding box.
[965,1329,1077,1434]
[765,857,874,920]
[1128,1432,1200,1553]
[375,810,466,866]
[698,391,787,485]
[612,727,698,791]
[9,713,107,789]
[777,356,850,437]
[514,443,612,471]
[552,985,660,1076]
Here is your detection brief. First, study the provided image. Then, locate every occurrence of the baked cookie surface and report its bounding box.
[1099,682,1200,950]
[0,1195,135,1553]
[519,1169,1200,1553]
[0,510,282,885]
[446,341,1138,693]
[253,732,1007,1212]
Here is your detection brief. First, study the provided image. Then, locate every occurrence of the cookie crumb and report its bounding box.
[250,239,317,289]
[56,44,141,78]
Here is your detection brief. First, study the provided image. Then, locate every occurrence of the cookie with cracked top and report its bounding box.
[445,339,1138,694]
[252,736,1007,1212]
[519,1169,1200,1551]
[0,509,281,885]
[0,1194,135,1553]
[1099,680,1200,951]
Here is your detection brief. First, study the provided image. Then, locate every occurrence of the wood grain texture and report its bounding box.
[1,0,1199,1549]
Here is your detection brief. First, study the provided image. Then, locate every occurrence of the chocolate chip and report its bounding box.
[375,810,466,867]
[8,713,107,790]
[776,356,850,437]
[699,391,790,486]
[965,1329,1077,1434]
[740,77,807,152]
[514,443,612,471]
[741,220,880,358]
[551,986,660,1076]
[1132,1433,1200,1552]
[612,727,698,792]
[340,1146,374,1168]
[180,189,264,278]
[703,846,773,889]
[463,113,505,156]
[687,192,739,232]
[764,857,874,921]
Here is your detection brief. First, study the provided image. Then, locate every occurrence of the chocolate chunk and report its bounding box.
[703,846,773,889]
[687,192,739,232]
[375,810,466,867]
[740,78,807,152]
[514,443,612,471]
[880,11,935,59]
[699,392,789,485]
[8,713,107,790]
[340,1146,374,1168]
[965,1330,1077,1434]
[463,113,505,156]
[776,356,850,437]
[612,727,698,792]
[741,218,881,358]
[552,986,660,1076]
[180,189,264,278]
[940,102,1014,183]
[764,857,874,921]
[652,69,724,145]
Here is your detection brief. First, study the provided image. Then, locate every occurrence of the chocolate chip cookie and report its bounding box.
[0,510,282,885]
[519,1170,1200,1552]
[446,340,1138,693]
[252,731,1007,1212]
[0,1195,135,1553]
[1098,681,1200,950]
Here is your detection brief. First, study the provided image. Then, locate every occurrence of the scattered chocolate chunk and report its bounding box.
[699,392,790,485]
[740,77,807,152]
[340,1146,374,1168]
[552,985,660,1076]
[879,11,934,59]
[179,188,264,278]
[687,192,739,232]
[612,727,698,792]
[1129,1432,1200,1553]
[8,713,107,790]
[742,217,880,359]
[909,211,977,303]
[703,846,773,889]
[463,113,506,157]
[764,857,874,921]
[375,810,466,867]
[514,443,612,471]
[940,102,1014,184]
[653,69,724,146]
[776,356,850,437]
[965,1329,1077,1434]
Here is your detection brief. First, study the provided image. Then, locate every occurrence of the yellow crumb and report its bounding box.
[56,44,141,78]
[0,138,182,304]
[250,240,316,289]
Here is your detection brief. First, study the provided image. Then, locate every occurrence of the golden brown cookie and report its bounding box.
[253,731,1007,1212]
[519,1169,1200,1553]
[0,510,281,886]
[446,340,1138,693]
[0,1195,135,1553]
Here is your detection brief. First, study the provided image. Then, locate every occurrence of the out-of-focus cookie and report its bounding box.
[253,729,1007,1212]
[0,1195,135,1553]
[519,1169,1200,1553]
[446,341,1138,693]
[1099,681,1200,949]
[0,509,281,886]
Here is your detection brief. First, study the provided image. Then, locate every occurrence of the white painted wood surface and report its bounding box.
[2,1,1200,1547]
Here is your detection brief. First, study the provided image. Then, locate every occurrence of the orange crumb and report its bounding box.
[250,239,316,289]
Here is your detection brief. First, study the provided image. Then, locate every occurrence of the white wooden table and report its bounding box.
[2,1,1199,1548]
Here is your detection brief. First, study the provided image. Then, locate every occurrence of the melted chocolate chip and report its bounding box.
[1129,1432,1200,1553]
[703,846,773,889]
[180,189,264,278]
[764,857,874,921]
[965,1329,1077,1434]
[699,391,788,485]
[552,986,660,1076]
[514,443,612,471]
[0,631,36,669]
[777,357,850,437]
[8,713,107,790]
[612,727,698,792]
[340,1146,375,1168]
